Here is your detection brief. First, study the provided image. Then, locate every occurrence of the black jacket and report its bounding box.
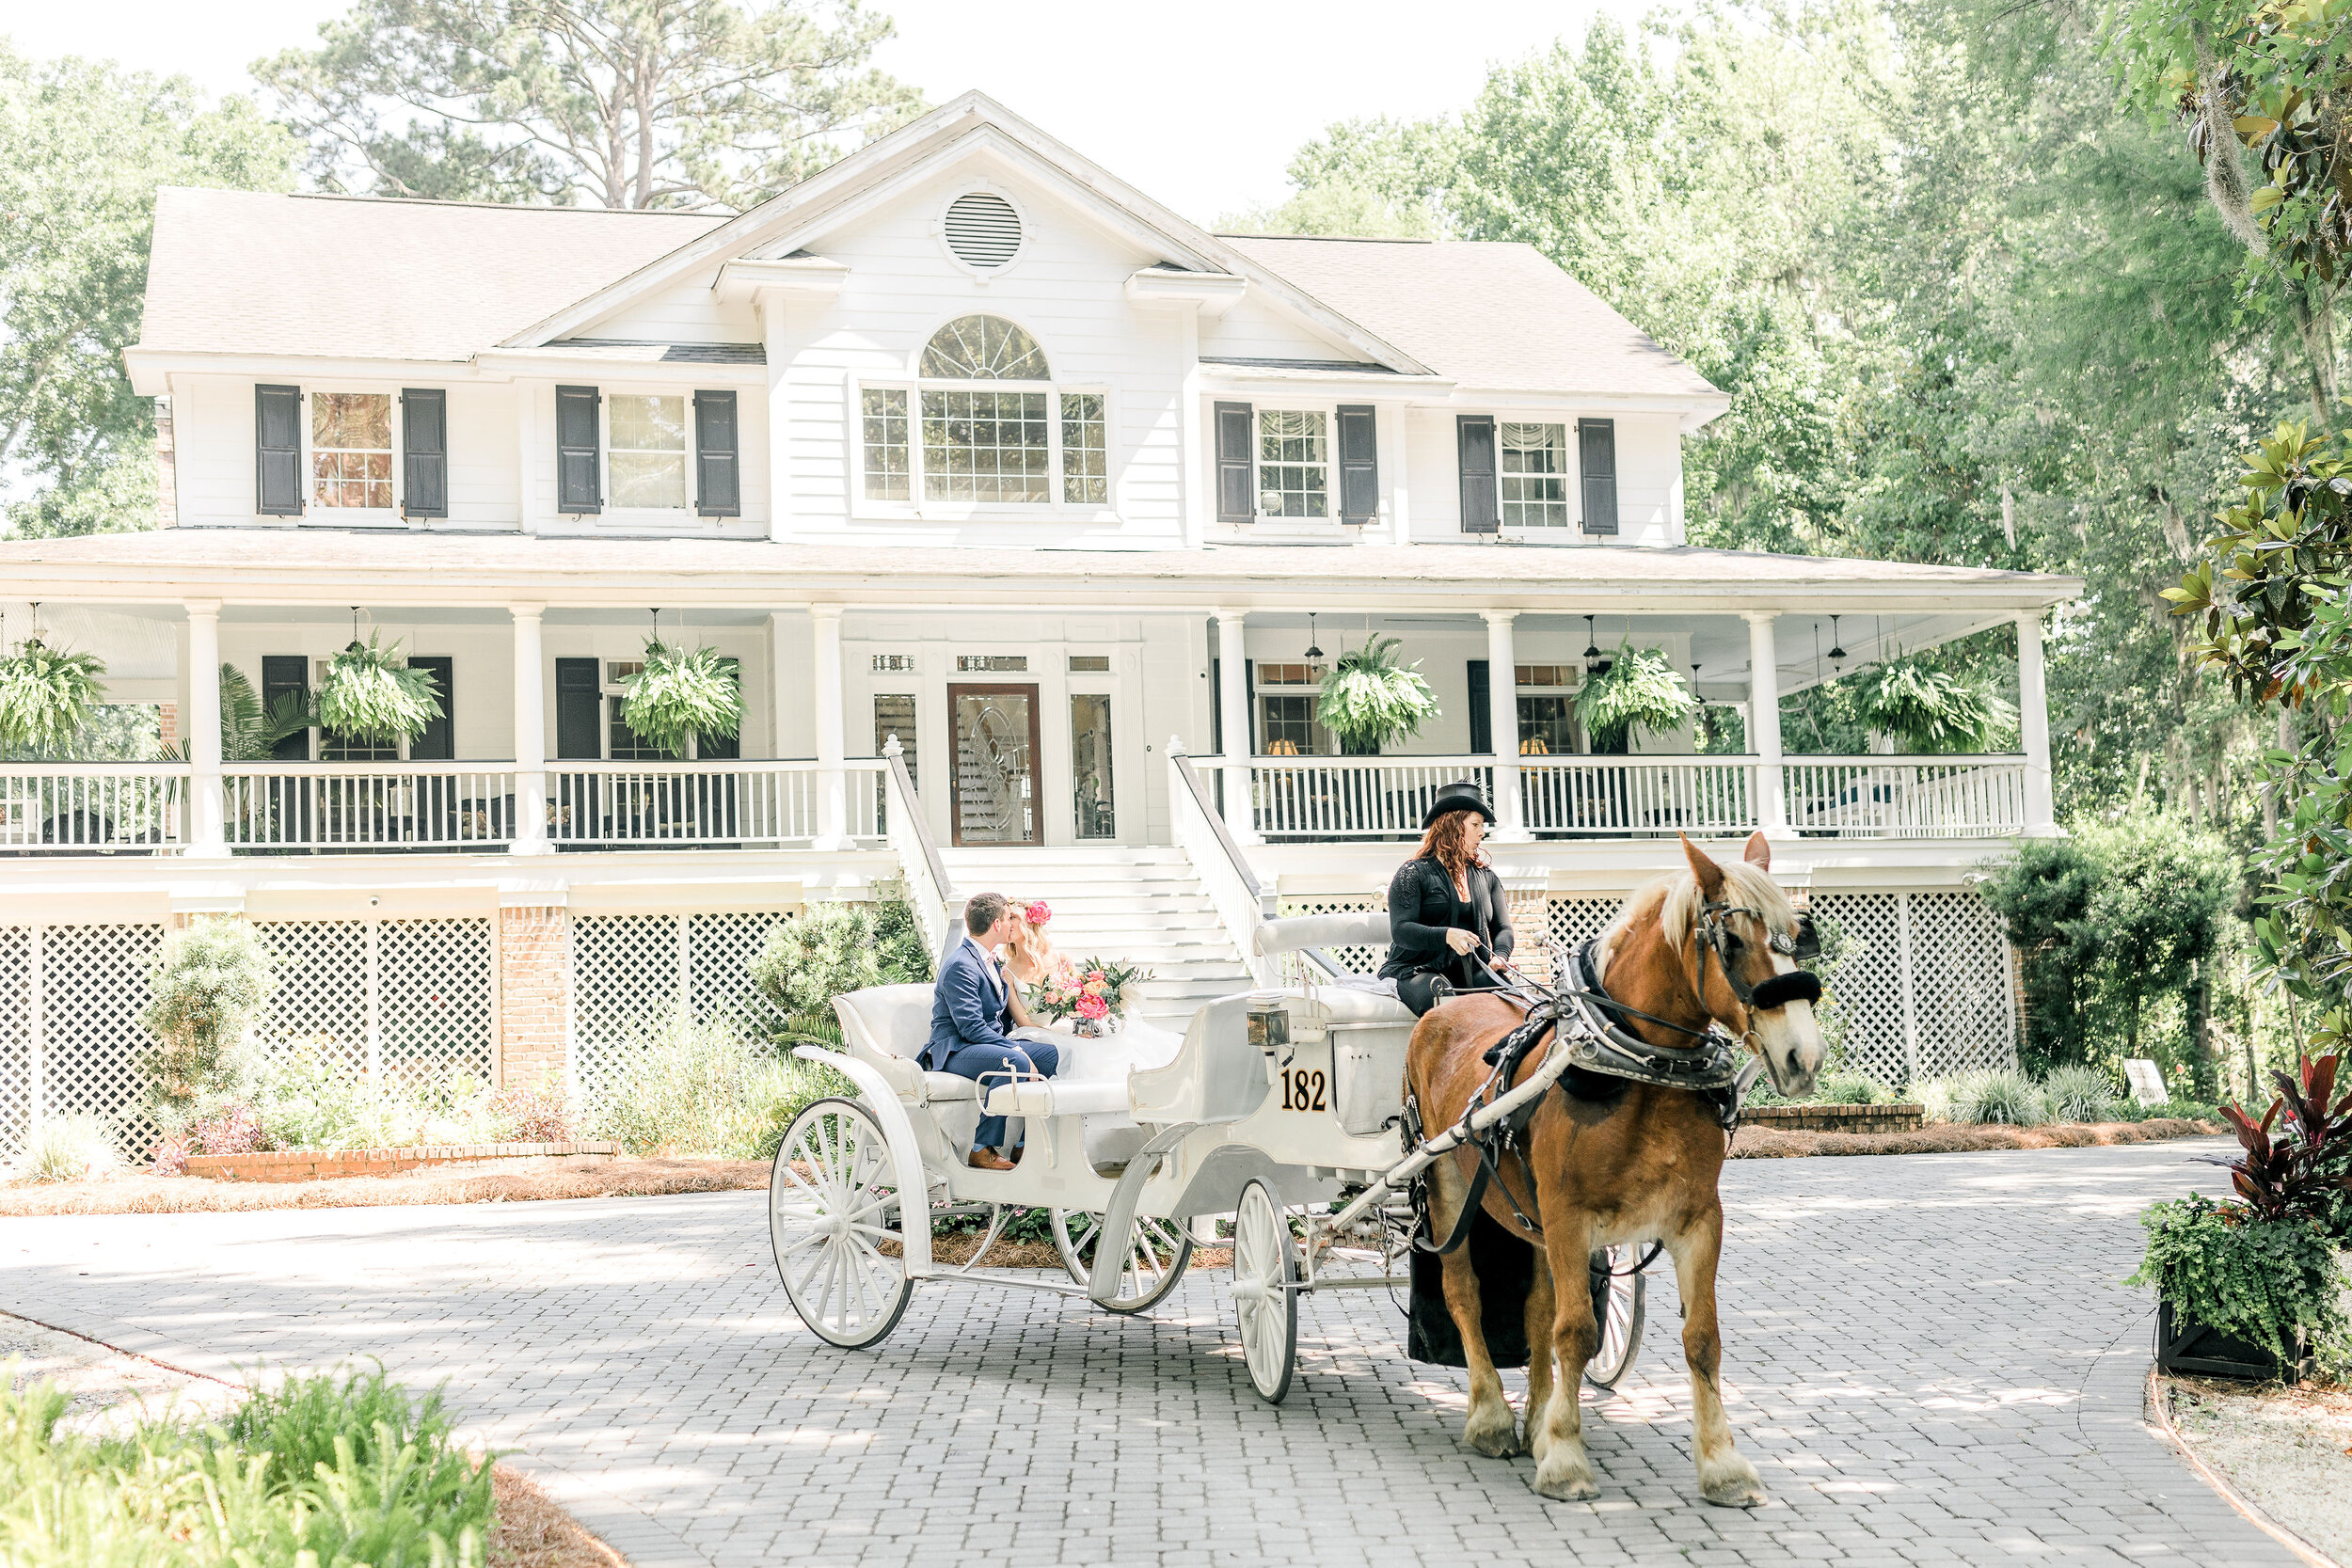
[1378,855,1515,981]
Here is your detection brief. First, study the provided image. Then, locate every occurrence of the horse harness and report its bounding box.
[1407,902,1822,1261]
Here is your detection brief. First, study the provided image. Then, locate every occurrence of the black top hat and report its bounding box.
[1421,781,1495,829]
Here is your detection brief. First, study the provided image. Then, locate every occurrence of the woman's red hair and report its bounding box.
[1417,809,1486,887]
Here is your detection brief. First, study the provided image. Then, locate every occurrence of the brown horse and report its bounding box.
[1405,832,1825,1506]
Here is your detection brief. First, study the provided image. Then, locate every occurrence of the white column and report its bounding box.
[1745,611,1789,836]
[185,600,225,856]
[812,604,849,847]
[2016,608,2057,835]
[1214,608,1258,844]
[1484,611,1528,841]
[760,292,794,544]
[510,605,550,854]
[515,384,540,534]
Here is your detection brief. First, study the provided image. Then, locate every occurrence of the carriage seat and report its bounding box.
[829,984,981,1105]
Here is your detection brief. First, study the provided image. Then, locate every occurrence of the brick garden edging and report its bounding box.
[183,1141,619,1183]
[1741,1102,1927,1135]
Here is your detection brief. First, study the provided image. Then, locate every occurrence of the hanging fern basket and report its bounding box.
[0,640,107,755]
[1856,657,2015,753]
[1575,642,1697,752]
[1315,636,1439,755]
[316,635,442,746]
[621,641,742,758]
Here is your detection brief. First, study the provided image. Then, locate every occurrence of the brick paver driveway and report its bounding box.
[2,1139,2288,1568]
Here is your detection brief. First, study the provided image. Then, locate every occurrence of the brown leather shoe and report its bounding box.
[967,1149,1015,1172]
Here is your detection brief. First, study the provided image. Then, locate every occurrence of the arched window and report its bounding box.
[920,316,1048,380]
[859,316,1108,510]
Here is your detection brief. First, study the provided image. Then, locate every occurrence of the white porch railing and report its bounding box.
[1518,755,1755,837]
[1171,743,1278,982]
[1781,757,2028,838]
[223,762,521,850]
[213,759,886,852]
[0,763,187,851]
[1245,752,2030,839]
[882,737,957,965]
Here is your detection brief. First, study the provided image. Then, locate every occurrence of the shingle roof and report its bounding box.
[0,531,2079,610]
[1219,236,1721,399]
[136,189,727,362]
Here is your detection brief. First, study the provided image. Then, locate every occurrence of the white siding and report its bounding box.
[1401,406,1686,546]
[584,284,760,345]
[1200,294,1359,365]
[767,168,1189,548]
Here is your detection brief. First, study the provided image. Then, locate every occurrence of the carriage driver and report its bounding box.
[1379,782,1517,1016]
[923,891,1061,1170]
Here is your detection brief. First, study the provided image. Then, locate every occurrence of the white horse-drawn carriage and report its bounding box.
[767,911,1647,1402]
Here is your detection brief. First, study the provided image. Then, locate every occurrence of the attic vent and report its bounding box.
[945,192,1022,270]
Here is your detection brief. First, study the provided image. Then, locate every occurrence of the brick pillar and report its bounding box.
[1508,891,1552,986]
[498,904,570,1091]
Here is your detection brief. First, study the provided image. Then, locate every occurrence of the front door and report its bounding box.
[948,683,1040,846]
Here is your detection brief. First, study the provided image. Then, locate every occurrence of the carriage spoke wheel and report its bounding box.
[1582,1244,1648,1392]
[1050,1208,1193,1312]
[769,1098,914,1349]
[1230,1180,1299,1403]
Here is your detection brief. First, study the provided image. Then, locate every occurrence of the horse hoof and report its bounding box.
[1532,1460,1599,1501]
[1464,1423,1519,1458]
[1699,1457,1767,1509]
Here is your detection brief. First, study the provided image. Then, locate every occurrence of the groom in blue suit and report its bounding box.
[925,891,1059,1170]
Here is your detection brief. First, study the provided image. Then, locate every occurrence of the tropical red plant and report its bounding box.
[2202,1053,2352,1225]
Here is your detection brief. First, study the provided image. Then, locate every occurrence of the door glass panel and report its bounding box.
[1071,692,1114,840]
[951,687,1036,845]
[875,694,917,786]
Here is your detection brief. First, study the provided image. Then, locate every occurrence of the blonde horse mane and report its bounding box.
[1599,857,1796,974]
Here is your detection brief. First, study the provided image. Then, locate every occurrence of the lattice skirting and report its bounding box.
[1278,888,2016,1086]
[252,917,496,1085]
[571,911,797,1104]
[0,923,167,1161]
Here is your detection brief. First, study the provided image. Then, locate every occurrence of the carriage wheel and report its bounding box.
[1231,1180,1299,1403]
[769,1098,914,1349]
[1050,1208,1193,1312]
[1581,1245,1648,1391]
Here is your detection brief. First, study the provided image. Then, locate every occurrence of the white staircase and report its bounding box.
[937,845,1258,1033]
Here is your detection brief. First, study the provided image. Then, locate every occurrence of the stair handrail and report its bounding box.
[882,736,959,968]
[1168,736,1277,986]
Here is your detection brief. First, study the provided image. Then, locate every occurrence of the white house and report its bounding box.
[0,92,2076,1154]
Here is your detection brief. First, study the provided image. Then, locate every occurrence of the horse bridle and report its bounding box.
[1695,902,1824,1022]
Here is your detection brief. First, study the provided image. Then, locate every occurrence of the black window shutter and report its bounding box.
[255,386,304,516]
[1244,658,1257,753]
[1337,404,1378,524]
[556,386,601,514]
[1456,415,1499,533]
[1468,660,1492,754]
[400,389,448,519]
[408,656,453,759]
[1579,418,1618,534]
[261,656,310,759]
[555,657,602,759]
[693,389,739,516]
[1214,402,1255,521]
[1209,657,1222,755]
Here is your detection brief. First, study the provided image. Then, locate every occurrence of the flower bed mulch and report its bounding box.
[187,1141,621,1183]
[0,1156,771,1216]
[2,1118,2228,1218]
[1730,1116,2222,1159]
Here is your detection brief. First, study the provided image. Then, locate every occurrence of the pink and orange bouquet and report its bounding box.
[1034,955,1152,1025]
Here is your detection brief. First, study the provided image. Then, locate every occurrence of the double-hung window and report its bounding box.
[1214,403,1376,525]
[1256,411,1328,518]
[608,394,690,510]
[310,392,394,513]
[1499,423,1571,528]
[859,316,1110,513]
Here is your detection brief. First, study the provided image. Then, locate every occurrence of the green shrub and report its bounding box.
[2129,1194,2348,1362]
[0,1363,490,1566]
[586,1018,852,1159]
[141,917,272,1113]
[7,1114,119,1183]
[751,898,934,1043]
[1920,1069,2051,1125]
[1809,1069,1887,1105]
[2041,1063,2120,1123]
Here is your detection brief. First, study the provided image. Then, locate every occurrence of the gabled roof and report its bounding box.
[505,91,1433,376]
[1222,237,1722,400]
[135,189,724,362]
